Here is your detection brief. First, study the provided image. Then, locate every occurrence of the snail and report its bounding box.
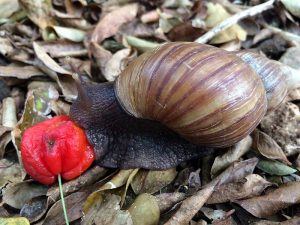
[21,42,300,184]
[68,42,300,170]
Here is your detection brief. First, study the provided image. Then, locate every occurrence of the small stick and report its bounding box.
[58,174,69,225]
[195,0,276,44]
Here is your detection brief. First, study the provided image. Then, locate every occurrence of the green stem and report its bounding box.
[58,174,69,225]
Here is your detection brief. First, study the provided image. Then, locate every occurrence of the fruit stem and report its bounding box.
[58,174,69,225]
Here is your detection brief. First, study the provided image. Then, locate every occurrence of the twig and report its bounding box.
[263,24,300,45]
[195,0,276,44]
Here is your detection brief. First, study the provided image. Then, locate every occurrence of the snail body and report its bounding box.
[70,42,299,169]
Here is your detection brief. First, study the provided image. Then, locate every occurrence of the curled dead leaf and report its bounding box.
[207,174,273,204]
[252,130,291,165]
[235,181,300,218]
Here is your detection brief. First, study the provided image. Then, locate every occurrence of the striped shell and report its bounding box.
[236,51,288,111]
[115,42,267,147]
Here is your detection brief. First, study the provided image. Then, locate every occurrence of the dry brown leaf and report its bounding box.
[103,48,131,81]
[38,40,88,58]
[33,42,77,100]
[252,130,291,165]
[83,193,133,225]
[2,181,48,209]
[19,0,55,30]
[0,126,12,158]
[155,192,186,213]
[166,184,215,225]
[165,158,258,224]
[42,191,90,225]
[207,174,272,204]
[0,37,14,56]
[0,66,44,79]
[131,169,177,195]
[235,181,300,218]
[91,3,138,44]
[33,42,73,75]
[252,216,300,225]
[47,166,107,204]
[0,159,22,189]
[205,2,247,44]
[211,136,252,177]
[89,42,112,78]
[260,102,300,156]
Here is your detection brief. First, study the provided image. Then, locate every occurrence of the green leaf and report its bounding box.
[257,159,297,176]
[52,26,86,42]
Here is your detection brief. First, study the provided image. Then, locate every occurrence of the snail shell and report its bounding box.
[115,42,268,147]
[236,51,288,111]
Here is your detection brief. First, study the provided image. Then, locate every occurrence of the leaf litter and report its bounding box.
[1,0,300,224]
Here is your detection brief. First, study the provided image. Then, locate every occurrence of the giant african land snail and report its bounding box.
[67,42,300,170]
[20,42,300,184]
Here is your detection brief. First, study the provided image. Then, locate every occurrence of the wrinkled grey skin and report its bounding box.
[70,82,215,169]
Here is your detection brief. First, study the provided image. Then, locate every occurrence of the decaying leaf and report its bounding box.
[83,193,133,225]
[100,169,137,191]
[38,40,87,58]
[42,191,90,225]
[19,0,55,31]
[252,216,300,225]
[84,169,138,210]
[0,127,12,158]
[166,158,258,224]
[33,42,77,100]
[33,42,73,75]
[103,48,131,81]
[2,181,48,209]
[165,183,215,224]
[260,102,300,156]
[20,196,48,223]
[131,169,177,195]
[211,136,252,177]
[47,166,107,203]
[207,174,272,204]
[252,130,290,165]
[205,2,247,44]
[235,181,300,218]
[0,159,22,189]
[91,3,138,44]
[154,192,186,213]
[128,193,160,225]
[0,66,44,79]
[158,11,183,33]
[213,158,259,186]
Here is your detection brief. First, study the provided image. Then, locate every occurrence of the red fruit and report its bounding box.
[21,115,95,185]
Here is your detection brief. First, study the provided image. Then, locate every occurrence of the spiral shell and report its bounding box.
[236,51,288,111]
[115,42,267,147]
